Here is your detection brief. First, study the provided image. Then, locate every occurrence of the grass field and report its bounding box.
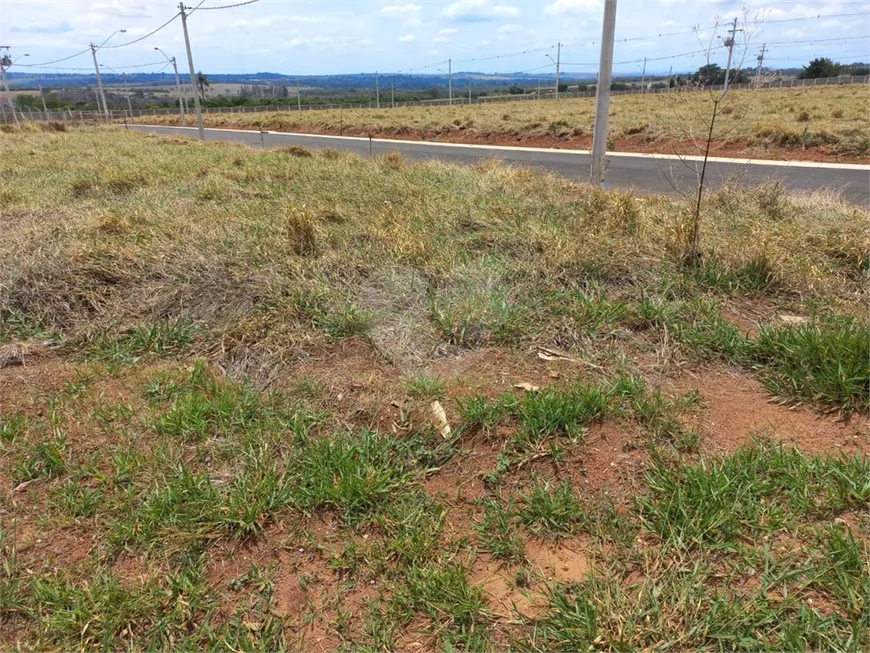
[140,85,870,162]
[1,126,868,650]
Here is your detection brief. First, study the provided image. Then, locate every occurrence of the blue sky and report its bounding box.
[2,0,868,76]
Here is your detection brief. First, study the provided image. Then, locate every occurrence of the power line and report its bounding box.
[755,11,870,26]
[454,45,556,65]
[106,61,169,69]
[16,61,169,72]
[185,0,211,16]
[16,48,90,68]
[514,63,558,74]
[101,13,181,49]
[763,35,870,47]
[196,0,260,10]
[397,59,448,73]
[615,11,870,44]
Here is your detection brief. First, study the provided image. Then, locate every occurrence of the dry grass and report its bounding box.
[142,85,870,159]
[1,127,867,370]
[1,127,868,651]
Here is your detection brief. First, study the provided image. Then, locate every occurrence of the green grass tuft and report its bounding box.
[750,317,869,413]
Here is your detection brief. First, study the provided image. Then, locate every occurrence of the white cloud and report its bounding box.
[497,23,520,34]
[442,0,519,22]
[544,0,601,16]
[399,34,416,42]
[88,1,153,19]
[434,27,459,42]
[380,3,423,25]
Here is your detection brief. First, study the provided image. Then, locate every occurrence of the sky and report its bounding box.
[1,0,869,77]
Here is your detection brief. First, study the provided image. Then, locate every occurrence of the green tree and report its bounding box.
[196,71,210,100]
[694,63,724,85]
[13,94,41,109]
[800,57,841,79]
[508,85,524,95]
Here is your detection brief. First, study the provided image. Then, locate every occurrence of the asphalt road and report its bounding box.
[131,125,870,204]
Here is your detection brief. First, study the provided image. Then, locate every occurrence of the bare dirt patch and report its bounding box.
[674,367,869,456]
[574,422,649,499]
[469,555,544,619]
[14,526,94,572]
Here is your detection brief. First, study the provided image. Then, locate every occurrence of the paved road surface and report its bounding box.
[131,125,870,205]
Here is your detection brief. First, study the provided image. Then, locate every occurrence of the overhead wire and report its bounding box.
[196,0,260,10]
[453,45,556,64]
[614,10,870,44]
[16,48,90,68]
[19,61,169,72]
[762,35,870,47]
[101,13,181,49]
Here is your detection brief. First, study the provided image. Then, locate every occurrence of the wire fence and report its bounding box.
[2,74,868,124]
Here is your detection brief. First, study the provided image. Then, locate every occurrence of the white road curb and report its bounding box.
[132,124,870,171]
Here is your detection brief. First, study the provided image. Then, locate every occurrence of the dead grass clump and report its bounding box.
[104,170,148,194]
[753,182,793,222]
[70,173,98,198]
[284,209,318,257]
[196,179,227,202]
[380,151,406,171]
[94,214,132,236]
[278,145,313,158]
[45,121,67,132]
[319,148,347,160]
[68,168,148,197]
[796,110,812,123]
[831,108,844,119]
[0,187,22,208]
[578,187,640,235]
[623,123,650,136]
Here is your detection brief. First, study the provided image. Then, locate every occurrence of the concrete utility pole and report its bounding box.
[37,81,48,114]
[376,71,380,108]
[590,0,617,185]
[121,72,134,123]
[546,43,562,100]
[722,17,743,95]
[90,44,108,116]
[391,82,395,108]
[755,43,767,88]
[155,48,187,126]
[468,77,472,103]
[448,58,452,104]
[296,79,301,110]
[0,47,19,127]
[178,3,204,139]
[640,56,647,93]
[88,31,124,118]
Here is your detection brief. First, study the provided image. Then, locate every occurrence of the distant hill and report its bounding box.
[6,70,599,91]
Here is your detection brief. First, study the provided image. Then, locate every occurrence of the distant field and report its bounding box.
[1,127,868,650]
[143,85,870,161]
